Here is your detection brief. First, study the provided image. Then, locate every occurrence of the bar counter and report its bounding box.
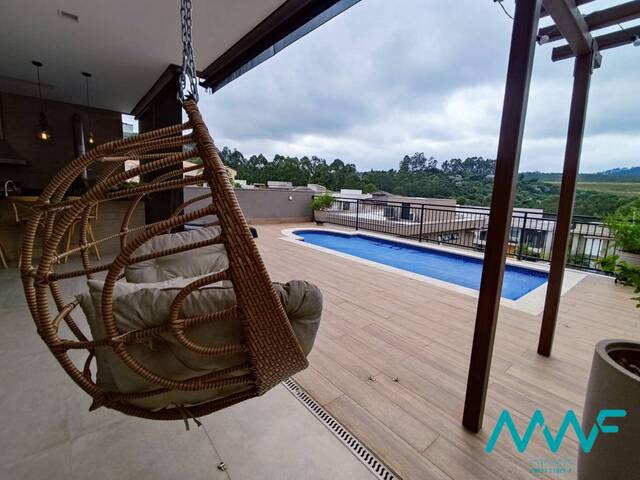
[0,196,144,267]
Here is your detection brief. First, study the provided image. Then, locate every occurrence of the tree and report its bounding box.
[213,146,634,219]
[399,153,437,173]
[362,182,377,193]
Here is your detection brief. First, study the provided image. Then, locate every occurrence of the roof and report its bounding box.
[267,181,293,189]
[1,1,360,114]
[0,0,287,113]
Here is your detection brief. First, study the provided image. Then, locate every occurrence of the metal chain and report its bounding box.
[179,0,199,103]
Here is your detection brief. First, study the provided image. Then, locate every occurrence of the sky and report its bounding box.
[195,0,639,173]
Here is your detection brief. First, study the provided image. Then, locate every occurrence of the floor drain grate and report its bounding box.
[283,378,398,480]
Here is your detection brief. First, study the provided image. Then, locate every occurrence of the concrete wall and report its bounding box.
[0,92,123,191]
[183,186,314,224]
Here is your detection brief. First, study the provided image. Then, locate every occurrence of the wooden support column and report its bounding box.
[462,0,542,433]
[71,114,88,187]
[538,51,596,357]
[133,65,184,225]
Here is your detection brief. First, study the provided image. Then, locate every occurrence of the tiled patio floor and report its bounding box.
[0,263,376,480]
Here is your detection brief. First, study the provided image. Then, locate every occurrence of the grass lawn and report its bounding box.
[547,181,640,197]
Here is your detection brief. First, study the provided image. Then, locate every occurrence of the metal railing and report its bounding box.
[314,197,616,273]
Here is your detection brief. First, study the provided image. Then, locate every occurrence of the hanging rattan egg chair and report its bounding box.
[19,96,314,420]
[19,0,322,421]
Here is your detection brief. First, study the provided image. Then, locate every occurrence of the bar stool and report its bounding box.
[7,196,40,267]
[0,239,7,268]
[63,197,100,263]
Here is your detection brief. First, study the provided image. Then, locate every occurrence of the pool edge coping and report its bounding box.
[279,226,587,316]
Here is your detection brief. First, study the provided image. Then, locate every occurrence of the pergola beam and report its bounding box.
[136,68,185,226]
[552,24,640,60]
[541,0,595,17]
[542,0,595,56]
[540,0,640,42]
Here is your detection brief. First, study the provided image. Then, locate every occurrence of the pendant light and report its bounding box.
[32,61,52,142]
[82,72,95,146]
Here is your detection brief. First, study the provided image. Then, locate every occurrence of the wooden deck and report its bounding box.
[257,223,639,480]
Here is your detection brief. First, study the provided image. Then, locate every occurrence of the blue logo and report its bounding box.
[486,409,626,454]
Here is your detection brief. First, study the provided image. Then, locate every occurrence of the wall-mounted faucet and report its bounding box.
[3,180,16,197]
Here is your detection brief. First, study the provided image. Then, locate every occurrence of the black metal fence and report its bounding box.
[314,197,616,273]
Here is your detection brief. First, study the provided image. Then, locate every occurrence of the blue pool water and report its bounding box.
[294,230,548,300]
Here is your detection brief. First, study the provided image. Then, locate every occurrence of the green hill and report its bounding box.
[546,181,640,198]
[522,168,640,183]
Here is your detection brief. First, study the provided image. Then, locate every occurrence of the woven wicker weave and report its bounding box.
[20,100,308,420]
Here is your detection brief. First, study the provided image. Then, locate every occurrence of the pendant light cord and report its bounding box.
[85,77,91,110]
[82,72,93,134]
[35,64,45,113]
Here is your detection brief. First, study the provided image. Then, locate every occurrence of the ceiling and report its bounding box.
[0,0,286,113]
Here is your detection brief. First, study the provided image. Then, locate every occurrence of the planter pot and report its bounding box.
[617,250,640,267]
[578,340,640,480]
[314,209,328,224]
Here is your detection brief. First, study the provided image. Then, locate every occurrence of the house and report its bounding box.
[328,189,372,212]
[329,192,615,267]
[267,180,293,189]
[465,207,555,256]
[305,183,328,192]
[1,2,638,479]
[122,122,136,138]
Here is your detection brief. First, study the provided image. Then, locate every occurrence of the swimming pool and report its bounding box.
[293,230,548,300]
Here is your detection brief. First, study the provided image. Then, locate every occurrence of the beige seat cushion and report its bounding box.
[124,226,228,283]
[76,278,203,393]
[77,278,322,410]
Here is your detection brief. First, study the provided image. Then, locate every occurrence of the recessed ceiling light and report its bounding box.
[57,9,79,22]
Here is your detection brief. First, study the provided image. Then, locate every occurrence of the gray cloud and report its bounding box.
[199,0,640,173]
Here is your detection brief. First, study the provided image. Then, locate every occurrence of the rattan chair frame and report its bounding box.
[20,100,308,420]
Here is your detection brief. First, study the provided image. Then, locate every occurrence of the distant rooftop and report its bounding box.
[267,181,294,189]
[122,122,136,139]
[305,184,328,192]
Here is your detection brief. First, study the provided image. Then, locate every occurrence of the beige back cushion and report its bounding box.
[77,278,322,410]
[76,278,198,393]
[124,226,228,283]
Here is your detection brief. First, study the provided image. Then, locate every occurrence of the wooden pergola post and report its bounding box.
[538,50,597,356]
[462,0,542,433]
[134,66,184,226]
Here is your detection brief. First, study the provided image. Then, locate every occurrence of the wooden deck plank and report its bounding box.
[367,376,550,480]
[256,223,639,480]
[424,436,507,480]
[293,366,343,406]
[326,396,450,480]
[310,345,439,452]
[333,333,465,420]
